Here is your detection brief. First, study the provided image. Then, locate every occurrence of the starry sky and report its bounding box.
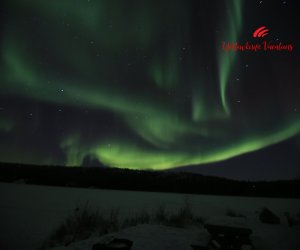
[0,0,299,178]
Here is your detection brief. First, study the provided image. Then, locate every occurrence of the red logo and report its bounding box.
[221,25,294,52]
[253,26,269,38]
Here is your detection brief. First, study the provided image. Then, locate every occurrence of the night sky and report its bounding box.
[0,0,299,179]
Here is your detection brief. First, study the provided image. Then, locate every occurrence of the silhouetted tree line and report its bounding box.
[0,162,299,198]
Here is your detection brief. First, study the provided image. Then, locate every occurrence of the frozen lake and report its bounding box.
[0,182,300,250]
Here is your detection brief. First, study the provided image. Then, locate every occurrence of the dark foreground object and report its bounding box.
[259,207,281,224]
[92,238,133,250]
[191,245,211,250]
[204,224,253,250]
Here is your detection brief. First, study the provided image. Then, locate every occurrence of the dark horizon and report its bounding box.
[1,161,300,199]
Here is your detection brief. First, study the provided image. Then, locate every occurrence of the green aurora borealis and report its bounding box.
[0,0,299,171]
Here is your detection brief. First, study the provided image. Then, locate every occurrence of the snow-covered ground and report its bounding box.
[50,224,211,250]
[0,182,299,250]
[49,221,300,250]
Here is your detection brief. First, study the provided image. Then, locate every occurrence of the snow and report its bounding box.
[0,182,300,250]
[48,223,300,250]
[52,224,210,250]
[205,216,249,228]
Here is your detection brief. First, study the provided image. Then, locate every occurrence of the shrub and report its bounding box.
[41,199,204,249]
[226,209,246,218]
[153,204,169,224]
[122,210,151,228]
[40,203,116,249]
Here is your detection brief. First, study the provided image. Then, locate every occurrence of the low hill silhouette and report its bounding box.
[0,162,299,198]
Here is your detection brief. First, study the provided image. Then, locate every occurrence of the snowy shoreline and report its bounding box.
[1,183,299,250]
